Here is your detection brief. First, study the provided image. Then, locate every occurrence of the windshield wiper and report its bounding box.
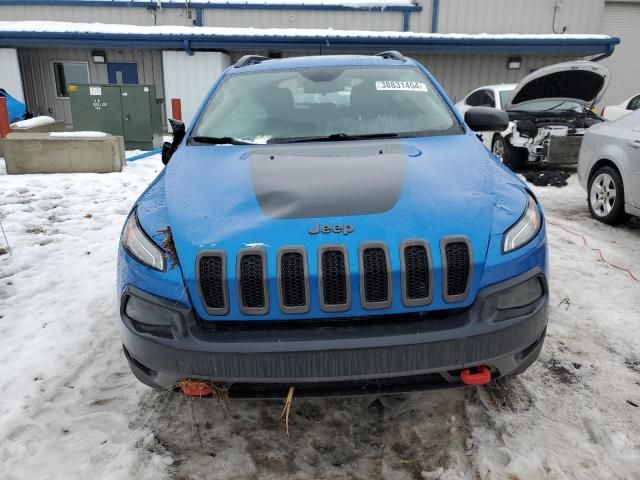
[267,132,400,144]
[189,136,252,145]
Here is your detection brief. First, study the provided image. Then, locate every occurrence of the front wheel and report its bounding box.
[588,166,629,225]
[492,135,525,171]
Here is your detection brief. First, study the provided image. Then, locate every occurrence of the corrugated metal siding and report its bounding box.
[18,48,165,126]
[599,2,640,105]
[202,8,402,30]
[0,5,401,29]
[410,53,579,101]
[411,4,435,32]
[162,51,230,127]
[0,1,607,33]
[0,5,197,26]
[438,0,603,34]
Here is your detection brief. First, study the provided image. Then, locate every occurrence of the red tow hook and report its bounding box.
[178,380,213,397]
[460,366,492,385]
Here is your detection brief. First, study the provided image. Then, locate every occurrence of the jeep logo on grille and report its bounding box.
[308,224,354,235]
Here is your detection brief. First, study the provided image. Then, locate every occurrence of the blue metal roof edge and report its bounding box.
[0,0,422,12]
[0,30,620,55]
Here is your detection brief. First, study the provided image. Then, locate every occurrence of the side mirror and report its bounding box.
[464,107,509,132]
[162,118,186,165]
[161,141,173,166]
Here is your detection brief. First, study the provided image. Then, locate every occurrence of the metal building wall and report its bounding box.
[201,8,403,30]
[599,1,640,106]
[0,4,402,30]
[0,4,404,31]
[0,5,196,26]
[411,53,580,102]
[0,48,25,102]
[0,1,606,33]
[436,0,604,34]
[412,2,438,32]
[18,48,165,126]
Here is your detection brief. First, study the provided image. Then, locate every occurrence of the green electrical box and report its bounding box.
[69,84,163,150]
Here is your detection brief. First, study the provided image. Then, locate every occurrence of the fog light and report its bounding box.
[125,295,180,327]
[496,277,543,310]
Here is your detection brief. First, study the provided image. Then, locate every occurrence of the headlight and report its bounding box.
[502,194,542,253]
[122,211,165,271]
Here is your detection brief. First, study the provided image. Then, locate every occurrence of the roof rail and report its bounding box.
[376,51,407,62]
[234,55,270,68]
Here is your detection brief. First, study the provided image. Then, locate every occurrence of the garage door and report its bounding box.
[600,1,640,106]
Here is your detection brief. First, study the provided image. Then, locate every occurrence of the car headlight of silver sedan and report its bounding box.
[503,194,542,253]
[122,210,166,271]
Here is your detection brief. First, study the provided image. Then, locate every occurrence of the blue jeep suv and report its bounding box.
[118,52,548,397]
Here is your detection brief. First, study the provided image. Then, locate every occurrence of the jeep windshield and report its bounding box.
[191,66,463,145]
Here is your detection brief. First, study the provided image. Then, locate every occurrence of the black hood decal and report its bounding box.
[250,140,406,219]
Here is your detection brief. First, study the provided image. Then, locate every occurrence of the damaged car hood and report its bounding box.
[505,61,610,110]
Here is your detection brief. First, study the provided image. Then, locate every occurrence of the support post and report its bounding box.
[0,97,9,138]
[431,0,440,33]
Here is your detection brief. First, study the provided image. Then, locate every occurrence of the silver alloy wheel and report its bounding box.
[590,172,617,217]
[492,139,505,159]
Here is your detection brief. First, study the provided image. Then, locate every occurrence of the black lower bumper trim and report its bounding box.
[120,268,548,392]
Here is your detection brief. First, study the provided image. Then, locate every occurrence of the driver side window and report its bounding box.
[627,95,640,111]
[466,89,496,108]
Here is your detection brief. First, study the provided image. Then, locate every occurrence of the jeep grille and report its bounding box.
[196,237,473,316]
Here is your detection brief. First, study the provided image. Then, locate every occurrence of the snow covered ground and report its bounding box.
[0,156,638,479]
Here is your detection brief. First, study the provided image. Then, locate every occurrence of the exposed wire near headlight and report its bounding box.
[122,210,166,271]
[503,193,542,253]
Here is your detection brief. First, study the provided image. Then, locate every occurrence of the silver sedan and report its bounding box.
[578,109,640,224]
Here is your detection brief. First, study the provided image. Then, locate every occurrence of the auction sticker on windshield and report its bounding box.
[375,81,428,92]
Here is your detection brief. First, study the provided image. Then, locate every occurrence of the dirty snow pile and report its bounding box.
[0,157,639,479]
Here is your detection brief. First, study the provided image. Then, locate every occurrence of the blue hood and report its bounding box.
[143,133,528,320]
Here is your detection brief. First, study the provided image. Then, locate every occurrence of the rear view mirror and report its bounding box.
[162,118,186,165]
[464,107,509,132]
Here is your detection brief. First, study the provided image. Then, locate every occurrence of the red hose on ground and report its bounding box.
[546,220,640,283]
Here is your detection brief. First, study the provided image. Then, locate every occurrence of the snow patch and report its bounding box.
[10,116,56,129]
[49,131,109,138]
[0,20,614,41]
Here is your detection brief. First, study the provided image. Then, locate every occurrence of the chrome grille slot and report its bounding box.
[278,247,309,314]
[197,251,229,315]
[359,242,391,309]
[441,237,473,302]
[319,245,350,312]
[401,240,432,307]
[237,249,269,315]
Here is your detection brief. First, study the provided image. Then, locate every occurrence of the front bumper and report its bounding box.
[120,268,548,397]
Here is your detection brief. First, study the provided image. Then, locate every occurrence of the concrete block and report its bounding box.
[0,121,66,156]
[3,133,126,174]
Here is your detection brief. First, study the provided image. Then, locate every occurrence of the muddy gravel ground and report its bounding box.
[134,388,474,480]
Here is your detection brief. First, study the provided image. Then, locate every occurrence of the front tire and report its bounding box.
[492,135,526,171]
[588,166,629,225]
